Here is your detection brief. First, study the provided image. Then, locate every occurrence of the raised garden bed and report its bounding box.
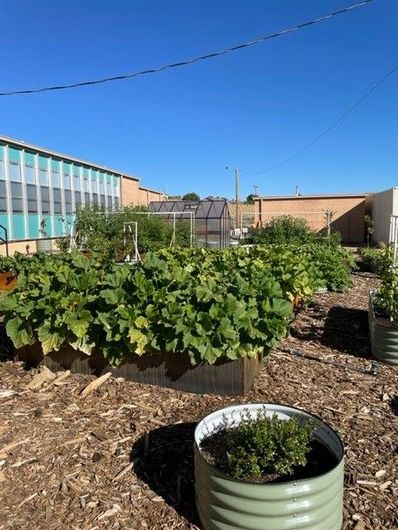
[16,345,263,396]
[369,290,398,366]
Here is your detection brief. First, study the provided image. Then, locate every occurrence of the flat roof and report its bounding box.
[0,134,139,182]
[255,193,372,200]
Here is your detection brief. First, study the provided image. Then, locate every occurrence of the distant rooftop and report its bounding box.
[0,134,139,181]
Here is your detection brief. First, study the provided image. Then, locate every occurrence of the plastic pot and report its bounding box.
[369,290,398,366]
[194,403,344,530]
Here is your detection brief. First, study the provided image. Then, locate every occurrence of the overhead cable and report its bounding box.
[243,61,398,175]
[0,0,374,97]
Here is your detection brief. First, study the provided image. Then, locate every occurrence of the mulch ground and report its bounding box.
[0,272,397,530]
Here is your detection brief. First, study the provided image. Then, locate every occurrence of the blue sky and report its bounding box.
[0,0,397,199]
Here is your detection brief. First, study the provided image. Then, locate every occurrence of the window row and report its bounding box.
[0,182,118,214]
[0,160,120,196]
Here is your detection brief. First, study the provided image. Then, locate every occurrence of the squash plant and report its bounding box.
[0,250,293,366]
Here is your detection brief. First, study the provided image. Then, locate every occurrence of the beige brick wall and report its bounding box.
[121,177,164,206]
[254,196,367,244]
[0,238,61,257]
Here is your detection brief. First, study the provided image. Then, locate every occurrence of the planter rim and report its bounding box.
[194,402,344,487]
[369,289,398,329]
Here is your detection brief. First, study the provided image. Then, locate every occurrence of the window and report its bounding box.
[9,162,21,182]
[73,174,81,191]
[84,176,89,192]
[63,173,71,189]
[25,165,36,184]
[41,186,50,214]
[91,175,98,194]
[0,181,6,212]
[39,168,49,186]
[27,184,38,213]
[100,195,106,208]
[75,191,82,207]
[51,171,61,187]
[11,182,23,212]
[84,192,90,204]
[0,161,5,180]
[53,188,62,214]
[114,196,119,209]
[107,196,113,210]
[65,189,72,214]
[92,193,98,204]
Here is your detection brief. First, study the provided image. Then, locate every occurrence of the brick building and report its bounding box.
[254,193,370,244]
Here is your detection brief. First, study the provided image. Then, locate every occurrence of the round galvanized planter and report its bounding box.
[36,239,53,253]
[369,291,398,366]
[194,403,344,530]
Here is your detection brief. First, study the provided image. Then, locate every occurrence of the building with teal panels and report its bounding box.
[0,136,163,255]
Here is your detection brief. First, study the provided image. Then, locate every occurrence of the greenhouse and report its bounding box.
[148,198,231,249]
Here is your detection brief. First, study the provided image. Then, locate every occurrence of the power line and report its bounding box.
[243,61,398,175]
[0,0,374,97]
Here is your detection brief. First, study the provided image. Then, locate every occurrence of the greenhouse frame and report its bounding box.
[148,199,231,249]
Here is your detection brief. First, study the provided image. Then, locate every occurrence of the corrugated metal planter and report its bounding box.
[369,290,398,366]
[194,403,344,530]
[16,345,263,396]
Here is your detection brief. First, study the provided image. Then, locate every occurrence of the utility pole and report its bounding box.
[235,168,240,230]
[253,185,258,196]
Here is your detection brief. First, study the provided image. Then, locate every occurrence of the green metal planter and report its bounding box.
[194,403,344,530]
[369,291,398,366]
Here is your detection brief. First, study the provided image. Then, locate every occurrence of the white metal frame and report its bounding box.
[133,210,196,247]
[389,215,398,261]
[123,221,140,262]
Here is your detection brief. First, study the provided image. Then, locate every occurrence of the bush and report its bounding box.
[200,409,313,481]
[73,204,192,259]
[247,215,341,247]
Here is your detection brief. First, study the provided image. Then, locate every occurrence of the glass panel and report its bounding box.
[9,162,21,181]
[51,159,61,172]
[11,182,22,197]
[0,198,6,212]
[92,193,98,204]
[41,186,50,214]
[0,160,5,180]
[107,196,113,210]
[84,192,90,204]
[114,197,119,209]
[74,174,80,191]
[100,195,106,207]
[25,165,36,184]
[63,162,71,174]
[0,145,4,160]
[64,189,72,214]
[9,147,21,163]
[39,155,48,170]
[84,177,89,192]
[39,168,49,186]
[63,173,71,189]
[12,198,23,212]
[24,152,35,167]
[27,185,38,213]
[52,171,60,187]
[0,181,5,197]
[75,191,82,205]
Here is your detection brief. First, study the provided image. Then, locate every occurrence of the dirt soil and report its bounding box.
[0,272,397,530]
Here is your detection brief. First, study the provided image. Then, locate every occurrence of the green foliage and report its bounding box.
[0,250,292,366]
[247,215,341,247]
[202,409,313,481]
[74,204,192,259]
[371,245,398,322]
[359,246,384,274]
[246,194,257,204]
[182,192,200,201]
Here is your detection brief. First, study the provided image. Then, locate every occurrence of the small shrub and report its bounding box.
[201,409,313,481]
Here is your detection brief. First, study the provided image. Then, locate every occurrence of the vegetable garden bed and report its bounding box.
[0,272,397,530]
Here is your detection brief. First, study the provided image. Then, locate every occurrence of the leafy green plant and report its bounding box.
[74,204,192,259]
[0,249,293,366]
[200,409,313,481]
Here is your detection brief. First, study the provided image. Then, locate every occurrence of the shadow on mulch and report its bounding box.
[131,422,199,526]
[291,306,372,359]
[321,306,372,359]
[391,396,398,417]
[0,323,14,362]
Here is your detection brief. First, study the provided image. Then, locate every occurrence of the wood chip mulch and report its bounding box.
[0,272,397,530]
